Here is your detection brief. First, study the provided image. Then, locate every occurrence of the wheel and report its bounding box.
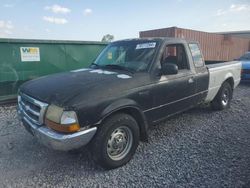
[90,113,140,169]
[211,81,232,110]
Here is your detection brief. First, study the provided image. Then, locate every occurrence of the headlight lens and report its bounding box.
[46,104,63,123]
[45,105,80,133]
[61,111,77,124]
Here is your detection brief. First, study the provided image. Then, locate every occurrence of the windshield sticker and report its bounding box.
[108,52,113,59]
[117,74,131,79]
[71,68,90,72]
[136,42,156,50]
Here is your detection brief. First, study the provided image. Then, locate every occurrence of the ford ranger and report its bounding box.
[18,38,241,169]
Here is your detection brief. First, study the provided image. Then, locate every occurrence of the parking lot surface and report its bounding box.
[0,84,250,187]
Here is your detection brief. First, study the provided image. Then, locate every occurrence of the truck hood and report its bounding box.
[20,68,149,107]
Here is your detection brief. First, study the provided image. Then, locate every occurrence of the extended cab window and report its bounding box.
[161,44,189,70]
[188,43,204,67]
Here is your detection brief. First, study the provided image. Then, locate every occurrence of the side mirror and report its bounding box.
[161,63,178,75]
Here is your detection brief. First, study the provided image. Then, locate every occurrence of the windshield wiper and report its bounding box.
[90,63,100,68]
[103,64,134,73]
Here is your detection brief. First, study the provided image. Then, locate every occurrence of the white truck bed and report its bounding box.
[205,61,242,102]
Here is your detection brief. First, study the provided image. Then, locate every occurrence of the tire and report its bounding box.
[90,113,140,169]
[211,81,233,110]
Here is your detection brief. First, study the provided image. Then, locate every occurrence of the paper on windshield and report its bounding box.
[136,42,156,50]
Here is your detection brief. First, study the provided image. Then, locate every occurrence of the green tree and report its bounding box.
[101,34,114,42]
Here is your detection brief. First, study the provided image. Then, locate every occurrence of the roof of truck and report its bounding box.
[114,37,198,44]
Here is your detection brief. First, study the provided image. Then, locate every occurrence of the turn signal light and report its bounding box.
[45,118,80,133]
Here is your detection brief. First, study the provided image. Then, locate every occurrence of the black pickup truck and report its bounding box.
[18,38,241,169]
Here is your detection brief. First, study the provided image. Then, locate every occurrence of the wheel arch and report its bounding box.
[98,100,149,141]
[224,77,234,89]
[211,76,234,110]
[224,72,234,89]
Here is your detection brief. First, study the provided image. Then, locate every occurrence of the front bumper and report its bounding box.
[18,109,97,151]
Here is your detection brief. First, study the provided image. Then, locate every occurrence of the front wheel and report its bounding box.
[211,81,232,110]
[90,113,139,169]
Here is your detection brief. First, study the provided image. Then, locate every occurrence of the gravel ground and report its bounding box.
[0,84,250,188]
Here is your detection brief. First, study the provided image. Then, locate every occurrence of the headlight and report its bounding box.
[45,105,80,133]
[61,111,77,124]
[46,104,63,123]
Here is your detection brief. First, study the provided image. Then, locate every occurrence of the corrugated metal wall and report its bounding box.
[140,27,250,61]
[140,27,176,38]
[0,39,107,102]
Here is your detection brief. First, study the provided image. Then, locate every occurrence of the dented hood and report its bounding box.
[20,68,146,107]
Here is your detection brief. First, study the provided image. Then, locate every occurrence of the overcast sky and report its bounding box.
[0,0,249,41]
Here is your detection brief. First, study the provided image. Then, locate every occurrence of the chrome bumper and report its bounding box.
[18,108,97,151]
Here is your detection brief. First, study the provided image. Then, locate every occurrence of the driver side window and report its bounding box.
[161,44,189,71]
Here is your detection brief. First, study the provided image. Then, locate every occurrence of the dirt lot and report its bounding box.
[0,84,250,187]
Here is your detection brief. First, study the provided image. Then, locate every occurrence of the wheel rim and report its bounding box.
[222,88,229,106]
[107,126,133,161]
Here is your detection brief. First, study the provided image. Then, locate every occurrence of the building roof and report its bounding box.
[215,30,250,35]
[215,30,250,39]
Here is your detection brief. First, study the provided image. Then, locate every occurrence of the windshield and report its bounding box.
[92,40,159,72]
[239,52,250,60]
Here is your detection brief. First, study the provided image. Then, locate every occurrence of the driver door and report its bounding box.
[147,43,196,123]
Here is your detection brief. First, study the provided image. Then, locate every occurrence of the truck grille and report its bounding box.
[18,93,48,125]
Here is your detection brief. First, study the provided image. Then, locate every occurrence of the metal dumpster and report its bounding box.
[0,38,107,102]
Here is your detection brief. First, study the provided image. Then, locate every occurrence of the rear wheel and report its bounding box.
[211,81,232,110]
[90,113,139,169]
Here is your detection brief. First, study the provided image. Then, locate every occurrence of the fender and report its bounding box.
[98,98,149,141]
[224,72,234,83]
[224,72,235,88]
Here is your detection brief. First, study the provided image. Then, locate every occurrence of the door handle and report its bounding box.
[188,78,194,84]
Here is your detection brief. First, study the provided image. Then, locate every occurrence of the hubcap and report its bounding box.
[222,88,229,106]
[107,126,133,161]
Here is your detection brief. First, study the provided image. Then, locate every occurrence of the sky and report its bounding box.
[0,0,249,41]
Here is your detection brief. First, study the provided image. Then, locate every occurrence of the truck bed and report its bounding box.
[206,61,240,69]
[205,61,242,102]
